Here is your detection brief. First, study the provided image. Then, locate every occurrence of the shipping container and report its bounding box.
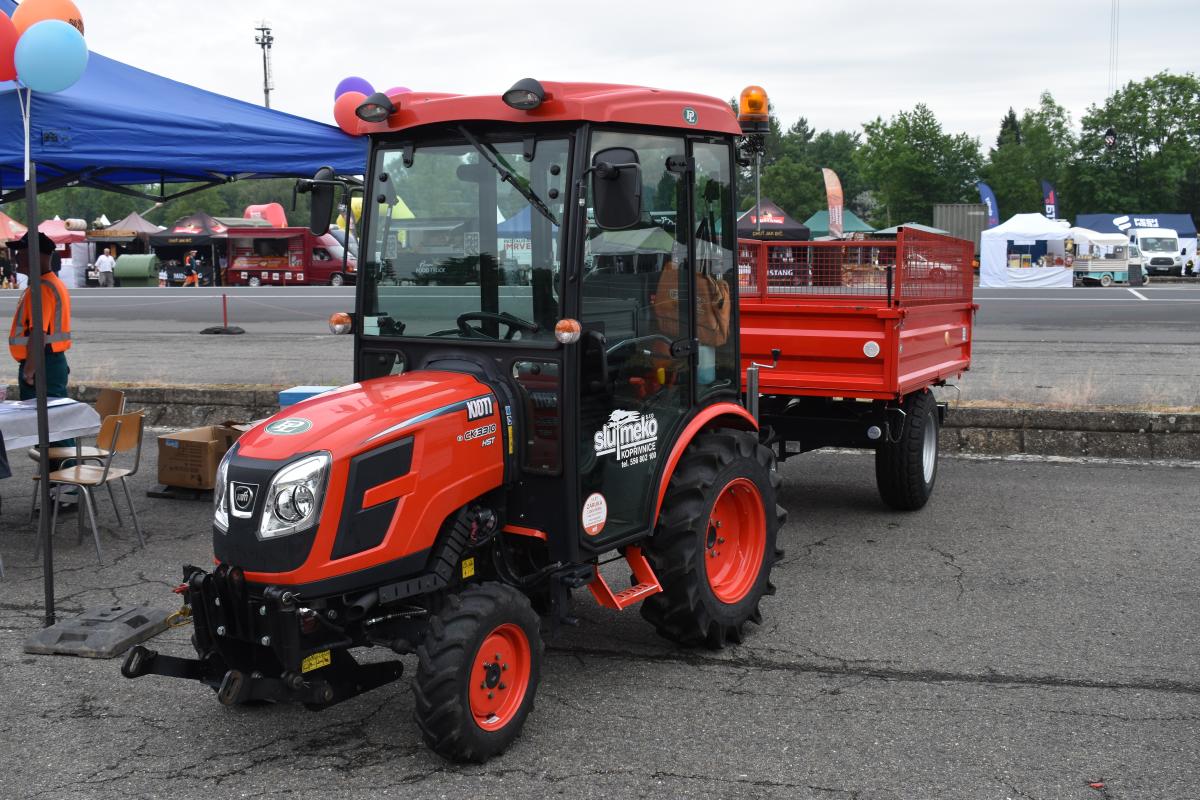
[934,203,987,255]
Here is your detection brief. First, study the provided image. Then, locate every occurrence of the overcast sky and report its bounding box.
[78,0,1196,146]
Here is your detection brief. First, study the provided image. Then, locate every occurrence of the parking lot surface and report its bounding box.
[1,448,1197,799]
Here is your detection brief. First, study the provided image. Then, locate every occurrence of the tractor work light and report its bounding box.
[738,85,769,134]
[356,92,396,123]
[503,78,546,111]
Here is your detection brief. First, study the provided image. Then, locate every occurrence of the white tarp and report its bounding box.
[980,213,1073,288]
[1067,227,1128,249]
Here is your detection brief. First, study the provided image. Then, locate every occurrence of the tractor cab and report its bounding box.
[332,82,747,565]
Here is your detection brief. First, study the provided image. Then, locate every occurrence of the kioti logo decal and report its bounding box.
[593,410,658,468]
[465,396,495,421]
[230,482,258,519]
[265,418,312,436]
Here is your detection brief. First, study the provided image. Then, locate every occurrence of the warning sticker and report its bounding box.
[582,493,607,536]
[301,649,331,673]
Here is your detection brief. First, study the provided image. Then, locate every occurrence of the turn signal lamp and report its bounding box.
[503,78,546,111]
[356,92,396,123]
[554,318,582,344]
[329,312,353,335]
[738,85,769,134]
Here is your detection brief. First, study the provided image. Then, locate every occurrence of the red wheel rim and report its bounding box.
[704,477,766,604]
[469,623,531,731]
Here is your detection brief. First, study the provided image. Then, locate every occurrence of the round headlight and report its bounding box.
[293,485,316,518]
[274,486,301,522]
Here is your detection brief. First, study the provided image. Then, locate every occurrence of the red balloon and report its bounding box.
[333,90,366,135]
[12,0,84,36]
[0,14,17,82]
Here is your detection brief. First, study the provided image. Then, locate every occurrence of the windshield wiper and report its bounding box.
[458,125,558,226]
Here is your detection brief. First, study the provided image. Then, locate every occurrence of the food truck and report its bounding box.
[222,227,358,286]
[1068,228,1141,286]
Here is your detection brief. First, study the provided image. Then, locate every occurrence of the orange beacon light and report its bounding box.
[738,85,769,134]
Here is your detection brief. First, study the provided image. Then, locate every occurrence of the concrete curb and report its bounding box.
[946,407,1199,460]
[7,383,1198,460]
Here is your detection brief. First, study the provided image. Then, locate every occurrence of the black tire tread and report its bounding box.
[640,428,781,649]
[412,582,541,763]
[875,390,938,511]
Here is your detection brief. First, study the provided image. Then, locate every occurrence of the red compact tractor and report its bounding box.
[124,80,785,761]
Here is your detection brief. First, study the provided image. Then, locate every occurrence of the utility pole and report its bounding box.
[255,22,274,108]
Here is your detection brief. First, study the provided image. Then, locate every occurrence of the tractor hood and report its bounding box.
[236,371,493,462]
[216,370,507,589]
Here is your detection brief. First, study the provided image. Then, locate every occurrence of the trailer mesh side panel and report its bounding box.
[738,229,973,306]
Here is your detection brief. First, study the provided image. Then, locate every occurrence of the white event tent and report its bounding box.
[980,213,1073,288]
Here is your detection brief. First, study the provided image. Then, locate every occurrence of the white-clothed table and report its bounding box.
[0,398,101,451]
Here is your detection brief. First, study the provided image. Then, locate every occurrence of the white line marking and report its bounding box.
[1128,289,1149,300]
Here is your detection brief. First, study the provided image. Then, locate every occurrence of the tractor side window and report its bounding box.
[692,141,737,397]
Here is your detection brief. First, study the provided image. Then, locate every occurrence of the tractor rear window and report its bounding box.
[361,137,567,343]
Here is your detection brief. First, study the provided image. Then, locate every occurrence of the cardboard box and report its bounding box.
[157,422,246,490]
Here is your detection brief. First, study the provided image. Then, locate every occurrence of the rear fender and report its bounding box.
[652,402,757,523]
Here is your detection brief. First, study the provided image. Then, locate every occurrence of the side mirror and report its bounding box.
[305,166,337,236]
[591,147,641,230]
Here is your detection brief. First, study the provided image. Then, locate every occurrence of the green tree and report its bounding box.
[997,107,1022,147]
[858,104,982,226]
[1067,71,1200,219]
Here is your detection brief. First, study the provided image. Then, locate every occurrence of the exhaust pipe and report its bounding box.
[345,590,379,622]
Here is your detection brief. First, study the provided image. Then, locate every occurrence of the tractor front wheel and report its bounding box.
[641,429,782,649]
[413,582,542,763]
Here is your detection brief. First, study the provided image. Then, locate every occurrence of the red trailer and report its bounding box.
[738,228,975,509]
[222,227,357,287]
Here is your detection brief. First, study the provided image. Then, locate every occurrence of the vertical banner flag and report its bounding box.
[1041,181,1057,219]
[822,168,844,239]
[976,182,1000,227]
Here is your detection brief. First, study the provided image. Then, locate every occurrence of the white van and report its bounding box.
[1130,227,1183,276]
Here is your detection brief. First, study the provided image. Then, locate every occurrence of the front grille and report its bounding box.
[1150,257,1174,266]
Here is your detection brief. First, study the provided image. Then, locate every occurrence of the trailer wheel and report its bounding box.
[413,582,542,763]
[875,390,939,511]
[641,429,782,649]
[329,273,344,287]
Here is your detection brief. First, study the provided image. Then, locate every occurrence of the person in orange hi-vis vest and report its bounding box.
[8,231,73,406]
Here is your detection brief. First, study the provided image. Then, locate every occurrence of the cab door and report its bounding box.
[575,130,693,551]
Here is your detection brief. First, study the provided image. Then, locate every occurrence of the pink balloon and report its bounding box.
[0,13,17,82]
[385,86,412,96]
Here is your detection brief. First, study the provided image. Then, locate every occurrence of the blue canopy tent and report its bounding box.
[0,0,367,204]
[1074,213,1196,237]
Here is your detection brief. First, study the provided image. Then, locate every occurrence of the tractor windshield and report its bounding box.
[361,134,568,342]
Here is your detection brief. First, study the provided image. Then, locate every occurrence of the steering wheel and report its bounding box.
[606,334,673,358]
[456,312,540,341]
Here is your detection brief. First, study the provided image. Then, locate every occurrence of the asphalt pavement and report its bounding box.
[1,448,1197,799]
[2,284,1197,408]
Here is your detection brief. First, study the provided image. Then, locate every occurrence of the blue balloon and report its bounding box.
[335,76,373,100]
[15,19,88,94]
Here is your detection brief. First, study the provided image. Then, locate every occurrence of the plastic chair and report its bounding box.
[28,388,127,524]
[34,411,145,564]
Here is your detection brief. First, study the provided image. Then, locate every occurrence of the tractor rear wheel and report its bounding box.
[641,428,782,649]
[875,390,939,511]
[413,582,542,763]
